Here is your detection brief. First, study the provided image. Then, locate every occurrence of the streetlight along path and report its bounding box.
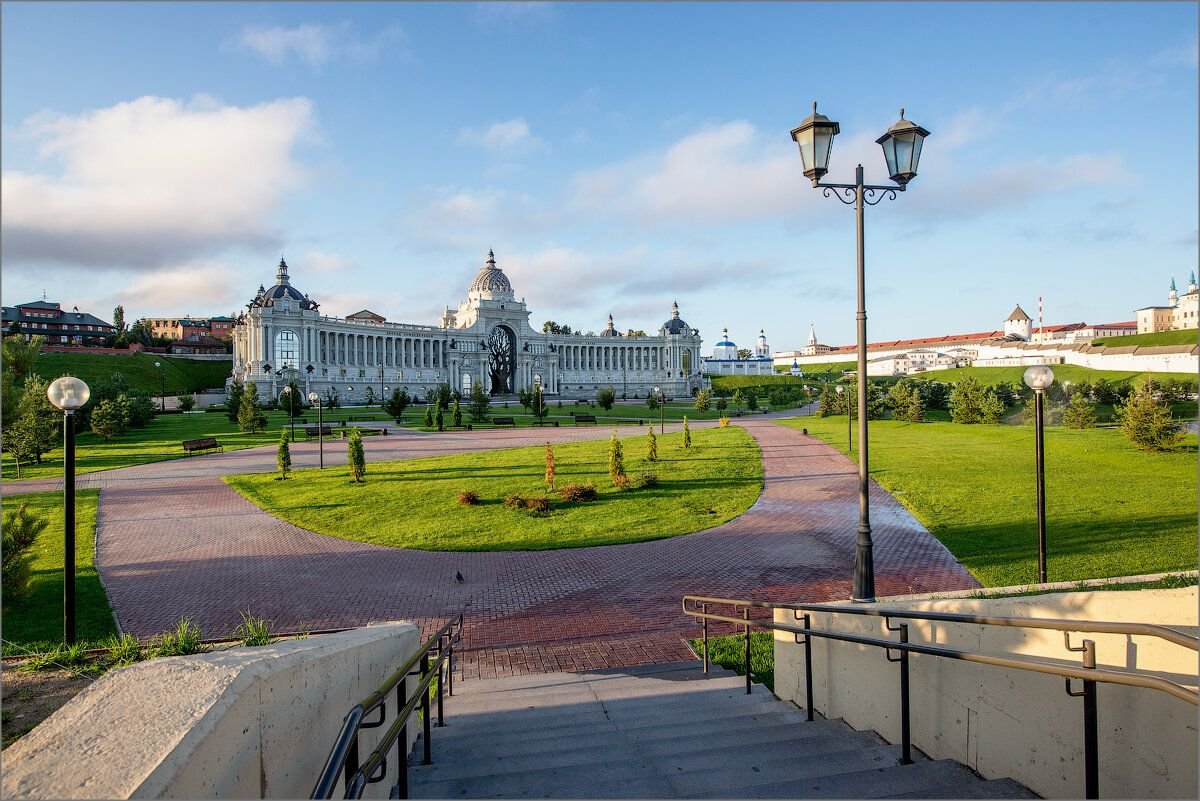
[2,413,978,678]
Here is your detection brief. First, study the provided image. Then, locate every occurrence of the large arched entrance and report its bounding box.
[487,325,516,395]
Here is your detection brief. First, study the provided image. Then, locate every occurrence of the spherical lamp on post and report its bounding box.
[281,386,295,443]
[1023,364,1055,583]
[154,360,165,411]
[835,384,851,451]
[46,376,90,645]
[307,390,324,469]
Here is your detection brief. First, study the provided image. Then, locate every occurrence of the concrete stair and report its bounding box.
[407,661,1036,799]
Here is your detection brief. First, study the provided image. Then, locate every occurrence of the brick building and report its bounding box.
[2,300,115,345]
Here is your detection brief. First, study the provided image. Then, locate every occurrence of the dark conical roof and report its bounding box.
[1006,305,1031,322]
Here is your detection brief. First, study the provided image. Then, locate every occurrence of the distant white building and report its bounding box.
[866,349,961,377]
[1137,273,1199,334]
[701,327,774,376]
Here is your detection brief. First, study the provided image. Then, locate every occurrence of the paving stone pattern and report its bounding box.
[2,415,978,678]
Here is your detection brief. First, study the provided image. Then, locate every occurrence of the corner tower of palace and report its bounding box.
[230,251,705,403]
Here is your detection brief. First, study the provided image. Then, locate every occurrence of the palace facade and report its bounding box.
[230,252,705,403]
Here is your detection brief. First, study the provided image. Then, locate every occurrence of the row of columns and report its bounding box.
[312,330,448,369]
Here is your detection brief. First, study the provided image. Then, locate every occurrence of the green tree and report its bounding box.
[597,387,616,411]
[1022,395,1063,426]
[423,404,434,427]
[980,390,1005,425]
[694,389,711,412]
[383,387,410,420]
[112,305,127,334]
[745,391,758,411]
[8,376,61,469]
[888,379,927,423]
[237,381,268,433]
[434,401,445,432]
[682,416,691,448]
[280,381,304,416]
[816,385,835,418]
[347,428,366,482]
[468,380,491,423]
[2,334,43,380]
[1063,392,1097,429]
[646,393,659,411]
[518,386,534,413]
[177,393,196,412]
[608,429,627,487]
[225,380,245,423]
[431,383,453,409]
[451,398,463,427]
[532,384,548,423]
[715,396,728,412]
[1091,378,1118,405]
[89,397,129,442]
[949,376,987,424]
[123,391,156,428]
[920,381,951,411]
[646,426,658,462]
[1116,385,1181,451]
[731,389,745,411]
[2,502,48,607]
[276,429,292,479]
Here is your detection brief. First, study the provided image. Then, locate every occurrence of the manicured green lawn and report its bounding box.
[225,427,763,551]
[778,417,1198,587]
[907,364,1180,388]
[1092,330,1197,348]
[36,352,232,395]
[1,491,117,653]
[689,631,774,691]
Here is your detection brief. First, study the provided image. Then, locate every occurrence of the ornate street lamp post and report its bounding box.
[308,391,324,469]
[46,376,90,645]
[653,385,665,433]
[154,360,165,411]
[281,385,296,443]
[1023,364,1055,583]
[791,102,930,603]
[835,384,852,451]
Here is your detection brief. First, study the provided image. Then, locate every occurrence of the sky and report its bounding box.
[2,2,1197,351]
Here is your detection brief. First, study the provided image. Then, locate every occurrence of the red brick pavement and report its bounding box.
[3,417,979,678]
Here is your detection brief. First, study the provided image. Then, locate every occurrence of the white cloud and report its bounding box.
[230,22,405,66]
[303,250,357,275]
[112,263,240,312]
[2,95,315,270]
[457,118,543,155]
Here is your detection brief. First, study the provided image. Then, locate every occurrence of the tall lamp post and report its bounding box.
[791,102,929,603]
[153,360,165,411]
[307,391,324,469]
[378,368,385,407]
[836,384,852,451]
[653,385,665,433]
[46,376,90,645]
[1023,365,1054,583]
[281,385,296,443]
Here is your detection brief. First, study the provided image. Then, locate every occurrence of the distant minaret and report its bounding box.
[1189,271,1197,294]
[1169,277,1179,306]
[807,323,817,346]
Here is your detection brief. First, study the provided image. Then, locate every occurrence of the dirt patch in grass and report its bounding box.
[1,663,93,750]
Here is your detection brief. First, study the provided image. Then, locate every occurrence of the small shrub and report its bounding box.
[2,502,48,607]
[234,611,275,647]
[456,489,481,505]
[524,494,550,513]
[1116,386,1182,450]
[560,482,599,502]
[177,394,196,412]
[544,441,555,489]
[637,472,659,488]
[504,493,526,509]
[597,387,616,410]
[423,405,434,427]
[682,416,691,448]
[718,416,731,427]
[103,633,143,667]
[646,427,658,462]
[348,428,366,483]
[1063,393,1097,429]
[608,429,627,487]
[147,618,204,658]
[276,428,292,480]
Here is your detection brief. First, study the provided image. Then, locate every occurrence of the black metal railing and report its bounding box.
[312,612,465,799]
[683,595,1198,800]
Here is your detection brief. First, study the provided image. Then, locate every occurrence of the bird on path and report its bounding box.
[456,571,464,583]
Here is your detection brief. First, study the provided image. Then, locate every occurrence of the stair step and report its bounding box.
[445,674,756,713]
[409,757,667,799]
[450,661,707,695]
[686,759,982,799]
[884,777,1038,799]
[667,744,908,796]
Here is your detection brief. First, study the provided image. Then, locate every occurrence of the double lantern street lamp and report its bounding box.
[46,376,91,645]
[1023,364,1055,584]
[307,391,325,469]
[791,102,930,603]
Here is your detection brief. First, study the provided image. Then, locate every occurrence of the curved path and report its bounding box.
[4,416,978,678]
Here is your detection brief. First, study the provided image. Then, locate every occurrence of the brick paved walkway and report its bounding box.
[3,416,979,678]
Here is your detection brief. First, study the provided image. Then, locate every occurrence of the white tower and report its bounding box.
[1004,305,1032,340]
[755,329,769,358]
[1169,277,1179,306]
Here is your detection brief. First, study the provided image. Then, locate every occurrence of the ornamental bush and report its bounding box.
[608,429,627,488]
[683,416,691,448]
[456,489,480,505]
[238,381,268,433]
[560,481,599,502]
[177,393,196,412]
[1063,393,1097,429]
[1116,386,1182,451]
[276,429,292,479]
[646,427,658,462]
[545,441,555,489]
[347,428,366,483]
[2,502,48,607]
[597,387,616,411]
[694,389,711,412]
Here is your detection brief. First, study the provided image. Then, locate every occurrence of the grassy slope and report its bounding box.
[778,417,1198,587]
[907,364,1180,388]
[226,427,763,551]
[1092,330,1197,348]
[1,490,117,652]
[36,352,232,395]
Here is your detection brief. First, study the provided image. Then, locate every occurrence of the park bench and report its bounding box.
[347,415,382,422]
[574,414,598,425]
[305,426,333,439]
[532,419,560,427]
[492,417,516,427]
[337,427,388,438]
[613,418,644,425]
[182,437,222,455]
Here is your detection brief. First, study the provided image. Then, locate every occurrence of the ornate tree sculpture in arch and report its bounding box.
[487,325,515,395]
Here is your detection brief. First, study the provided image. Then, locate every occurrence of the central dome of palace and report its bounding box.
[469,250,513,295]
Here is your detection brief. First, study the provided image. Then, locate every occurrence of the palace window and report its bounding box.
[274,330,300,369]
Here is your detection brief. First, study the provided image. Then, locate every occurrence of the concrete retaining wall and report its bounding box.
[774,588,1198,799]
[2,622,421,800]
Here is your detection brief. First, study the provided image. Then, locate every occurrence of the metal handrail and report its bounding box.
[312,612,465,799]
[683,595,1199,651]
[683,595,1199,800]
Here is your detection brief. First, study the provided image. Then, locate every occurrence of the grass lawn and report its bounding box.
[778,417,1198,587]
[689,631,774,691]
[35,352,232,395]
[907,364,1183,389]
[225,426,763,551]
[1,491,117,654]
[1092,330,1197,348]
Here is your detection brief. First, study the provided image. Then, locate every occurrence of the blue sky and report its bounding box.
[2,2,1196,351]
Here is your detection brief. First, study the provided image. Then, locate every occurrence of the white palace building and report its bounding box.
[230,252,706,403]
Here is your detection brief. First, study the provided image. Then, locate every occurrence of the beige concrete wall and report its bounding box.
[774,588,1198,799]
[3,622,422,800]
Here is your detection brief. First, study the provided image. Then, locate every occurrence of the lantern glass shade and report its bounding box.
[1023,365,1055,391]
[790,103,840,185]
[47,376,91,411]
[876,109,930,186]
[307,391,320,404]
[836,385,844,394]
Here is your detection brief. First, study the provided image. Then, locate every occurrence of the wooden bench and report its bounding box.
[574,414,598,425]
[337,427,388,438]
[305,426,333,439]
[613,418,644,425]
[532,420,560,427]
[492,417,516,427]
[182,437,222,455]
[347,415,383,422]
